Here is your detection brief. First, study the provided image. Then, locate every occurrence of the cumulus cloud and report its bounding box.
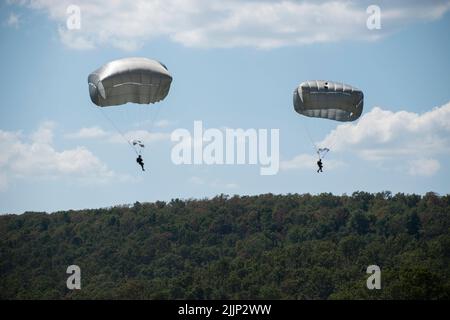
[58,26,95,50]
[320,102,450,158]
[65,126,109,139]
[8,0,450,49]
[65,126,170,145]
[316,101,450,176]
[0,122,129,191]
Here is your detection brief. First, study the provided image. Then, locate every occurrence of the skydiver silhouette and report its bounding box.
[317,158,323,173]
[136,155,145,171]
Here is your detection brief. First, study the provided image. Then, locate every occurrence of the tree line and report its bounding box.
[0,191,449,299]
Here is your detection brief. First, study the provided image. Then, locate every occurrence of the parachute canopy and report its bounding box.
[88,57,172,107]
[293,80,363,122]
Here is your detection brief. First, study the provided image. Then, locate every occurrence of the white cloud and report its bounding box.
[408,158,440,177]
[281,154,317,171]
[0,123,130,191]
[9,0,450,49]
[5,12,20,28]
[58,27,95,50]
[321,102,450,158]
[318,101,450,176]
[65,126,170,146]
[65,126,109,139]
[31,121,54,144]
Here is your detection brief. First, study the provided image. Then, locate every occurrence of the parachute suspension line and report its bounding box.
[148,104,163,134]
[97,107,139,155]
[87,58,173,162]
[300,119,332,160]
[142,102,166,145]
[300,119,319,155]
[128,103,163,157]
[144,75,165,136]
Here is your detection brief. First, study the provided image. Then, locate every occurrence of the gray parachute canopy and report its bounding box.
[88,57,172,107]
[293,80,363,122]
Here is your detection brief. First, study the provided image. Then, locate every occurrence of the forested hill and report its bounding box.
[1,192,449,300]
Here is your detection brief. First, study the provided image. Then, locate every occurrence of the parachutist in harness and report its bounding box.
[87,58,172,174]
[293,80,363,175]
[315,148,328,173]
[317,158,323,173]
[132,140,146,171]
[136,155,145,171]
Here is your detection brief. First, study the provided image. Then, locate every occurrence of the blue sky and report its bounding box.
[1,0,450,214]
